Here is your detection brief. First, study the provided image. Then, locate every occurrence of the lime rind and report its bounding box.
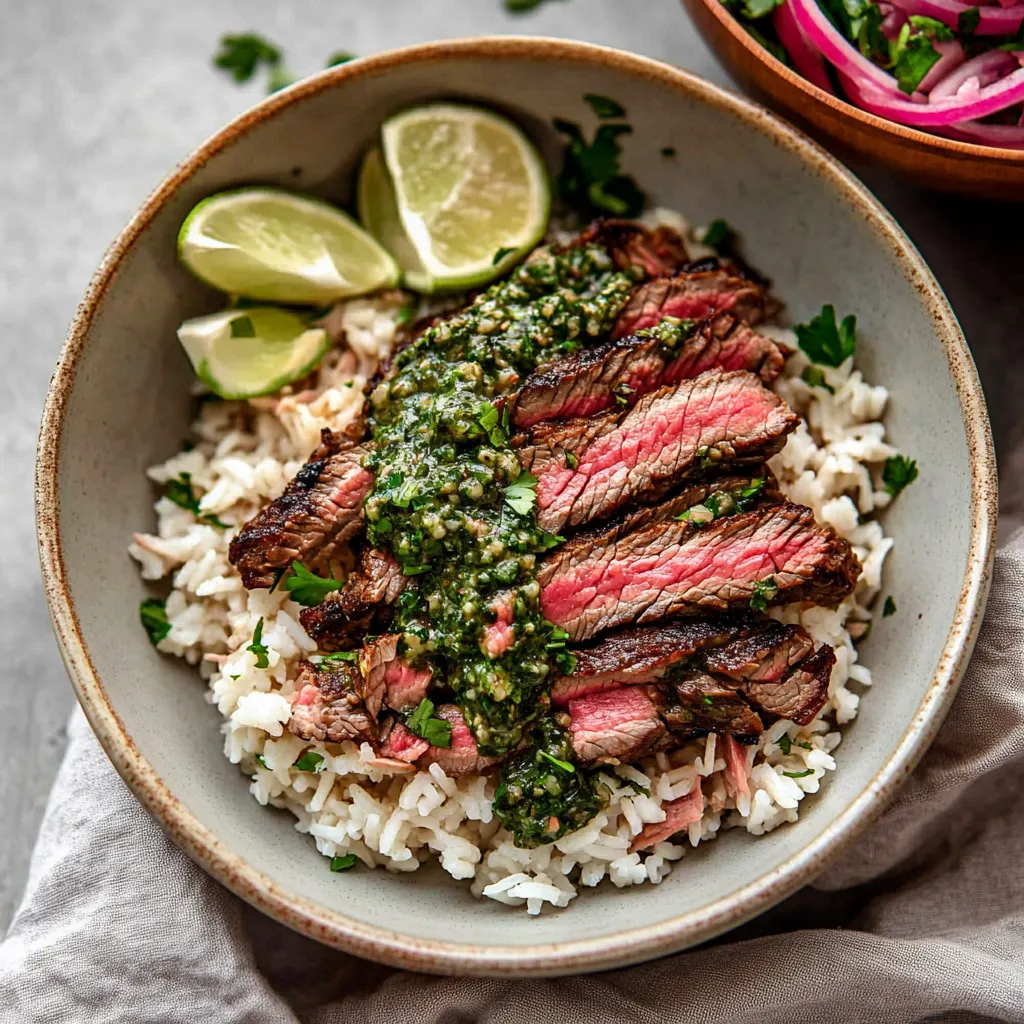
[177,187,400,304]
[177,307,331,400]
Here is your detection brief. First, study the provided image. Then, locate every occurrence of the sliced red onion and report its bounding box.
[839,66,1024,124]
[941,120,1024,146]
[928,49,1019,101]
[887,0,1024,35]
[773,0,836,93]
[917,39,965,94]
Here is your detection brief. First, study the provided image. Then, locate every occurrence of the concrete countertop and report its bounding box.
[2,0,1019,931]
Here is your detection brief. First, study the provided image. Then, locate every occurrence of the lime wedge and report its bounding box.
[177,307,331,399]
[357,147,432,293]
[178,188,400,304]
[377,104,550,293]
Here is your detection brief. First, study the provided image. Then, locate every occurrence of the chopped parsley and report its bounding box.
[503,470,539,516]
[554,649,578,674]
[247,618,270,669]
[701,218,734,250]
[749,576,779,612]
[801,365,835,394]
[783,768,814,778]
[958,6,980,33]
[795,304,857,367]
[584,93,626,119]
[504,0,563,10]
[406,698,453,748]
[330,853,358,872]
[165,473,229,528]
[255,754,269,770]
[213,33,283,83]
[883,595,897,617]
[892,20,949,95]
[564,450,579,470]
[553,115,645,219]
[539,749,576,772]
[319,650,358,664]
[778,735,814,754]
[284,561,343,607]
[394,303,416,326]
[882,455,919,497]
[294,750,326,773]
[268,567,287,592]
[477,402,508,447]
[140,598,171,646]
[230,315,256,338]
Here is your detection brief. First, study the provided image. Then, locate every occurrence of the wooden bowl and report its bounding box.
[682,0,1024,199]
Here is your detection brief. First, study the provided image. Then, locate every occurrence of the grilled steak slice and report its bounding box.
[299,547,407,650]
[744,643,835,724]
[521,370,798,533]
[703,621,813,683]
[630,777,704,852]
[229,429,372,589]
[663,671,764,741]
[288,661,376,744]
[613,271,767,339]
[507,313,787,429]
[418,705,505,776]
[357,635,432,720]
[571,218,689,277]
[568,686,668,763]
[378,720,430,763]
[539,502,860,641]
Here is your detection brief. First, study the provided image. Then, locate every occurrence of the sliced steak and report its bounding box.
[229,429,372,589]
[721,732,752,798]
[418,705,505,776]
[568,686,668,763]
[357,635,432,719]
[613,271,767,339]
[287,661,376,744]
[630,777,704,852]
[703,621,813,683]
[378,720,430,763]
[745,643,835,725]
[539,502,860,641]
[521,370,798,533]
[507,313,787,429]
[663,671,764,741]
[571,218,689,277]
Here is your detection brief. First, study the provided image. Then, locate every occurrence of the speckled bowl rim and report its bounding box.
[35,36,997,977]
[691,0,1024,164]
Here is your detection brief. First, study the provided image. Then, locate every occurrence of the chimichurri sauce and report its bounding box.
[363,243,635,845]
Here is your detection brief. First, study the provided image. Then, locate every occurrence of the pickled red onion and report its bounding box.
[887,0,1024,35]
[773,0,836,92]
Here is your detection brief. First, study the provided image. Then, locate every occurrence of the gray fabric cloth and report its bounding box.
[3,539,1024,1024]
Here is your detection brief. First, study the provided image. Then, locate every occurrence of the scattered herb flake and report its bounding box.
[268,567,288,592]
[330,853,358,872]
[702,218,734,250]
[892,25,943,95]
[395,303,416,326]
[294,750,326,773]
[882,455,918,497]
[778,734,793,755]
[140,598,171,646]
[284,561,343,607]
[325,51,356,67]
[660,146,676,157]
[784,769,814,778]
[492,246,516,265]
[503,470,539,516]
[213,33,282,83]
[477,402,508,446]
[255,754,269,770]
[247,617,270,669]
[883,595,897,617]
[555,649,578,674]
[406,698,453,748]
[564,450,579,470]
[584,93,626,119]
[795,305,857,367]
[749,576,779,612]
[229,674,241,681]
[539,749,576,772]
[801,365,835,394]
[553,117,645,219]
[319,651,358,663]
[703,696,714,706]
[165,472,229,528]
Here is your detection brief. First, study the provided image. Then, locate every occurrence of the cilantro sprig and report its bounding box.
[294,750,326,773]
[749,576,779,612]
[330,853,358,872]
[406,698,452,748]
[883,596,897,617]
[140,598,171,646]
[247,618,270,669]
[165,473,229,528]
[284,561,343,607]
[503,470,539,516]
[477,402,509,447]
[882,455,919,497]
[583,93,626,119]
[213,34,358,94]
[795,305,857,368]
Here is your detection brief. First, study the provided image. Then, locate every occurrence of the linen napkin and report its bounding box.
[3,528,1024,1024]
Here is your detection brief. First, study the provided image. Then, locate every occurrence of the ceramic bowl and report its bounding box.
[36,36,996,977]
[682,0,1024,200]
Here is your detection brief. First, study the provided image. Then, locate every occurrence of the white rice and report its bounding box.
[130,217,896,914]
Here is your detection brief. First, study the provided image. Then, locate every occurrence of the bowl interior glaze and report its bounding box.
[36,38,995,977]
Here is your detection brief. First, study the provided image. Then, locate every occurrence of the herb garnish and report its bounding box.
[553,115,645,219]
[294,750,326,773]
[255,754,269,770]
[213,34,283,83]
[883,595,897,617]
[892,18,953,95]
[778,735,814,755]
[801,365,835,394]
[539,749,576,772]
[584,93,626,119]
[503,470,539,516]
[165,473,229,528]
[140,598,171,646]
[247,618,270,669]
[795,304,857,367]
[477,402,509,447]
[958,5,981,32]
[330,853,357,872]
[564,450,579,470]
[406,698,453,748]
[319,651,359,664]
[882,455,918,497]
[783,768,814,778]
[660,146,676,157]
[325,52,356,67]
[284,561,343,607]
[749,576,779,612]
[702,218,735,250]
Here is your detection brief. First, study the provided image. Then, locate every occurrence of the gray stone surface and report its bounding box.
[0,0,1018,933]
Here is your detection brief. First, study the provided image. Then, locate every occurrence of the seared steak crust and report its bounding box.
[570,219,689,278]
[229,429,373,589]
[521,370,799,533]
[539,502,860,641]
[287,661,376,744]
[745,643,835,724]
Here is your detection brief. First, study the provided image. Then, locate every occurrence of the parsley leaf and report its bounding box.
[555,649,578,674]
[553,117,645,219]
[883,596,897,617]
[882,455,919,497]
[701,218,735,250]
[783,769,814,778]
[213,33,282,83]
[892,25,942,94]
[535,530,565,552]
[503,470,539,516]
[584,93,626,119]
[294,750,326,773]
[795,305,857,367]
[406,698,452,748]
[325,51,356,67]
[801,365,835,394]
[749,576,779,612]
[319,651,358,664]
[255,754,269,769]
[492,246,516,265]
[140,598,171,646]
[330,853,358,872]
[247,617,270,669]
[564,450,579,470]
[477,402,508,446]
[284,561,343,607]
[165,473,229,528]
[958,6,980,33]
[539,749,576,773]
[778,734,793,755]
[230,315,256,338]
